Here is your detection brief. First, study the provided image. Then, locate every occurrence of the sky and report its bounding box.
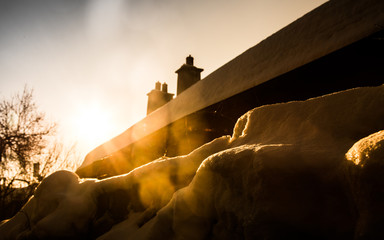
[0,0,327,160]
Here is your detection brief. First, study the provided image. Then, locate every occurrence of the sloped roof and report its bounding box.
[78,0,384,170]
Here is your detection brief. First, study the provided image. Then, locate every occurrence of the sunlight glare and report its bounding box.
[72,103,115,152]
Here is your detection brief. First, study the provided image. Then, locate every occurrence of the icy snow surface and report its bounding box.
[1,85,384,239]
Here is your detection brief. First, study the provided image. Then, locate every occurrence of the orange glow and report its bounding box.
[71,103,115,153]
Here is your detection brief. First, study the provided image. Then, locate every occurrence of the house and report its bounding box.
[76,0,384,178]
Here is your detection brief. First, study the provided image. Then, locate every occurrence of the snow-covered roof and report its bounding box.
[78,0,384,169]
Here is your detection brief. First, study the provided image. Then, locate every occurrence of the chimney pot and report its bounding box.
[186,55,194,65]
[155,81,161,90]
[162,82,168,93]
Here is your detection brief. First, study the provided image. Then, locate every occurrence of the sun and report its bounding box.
[72,103,114,152]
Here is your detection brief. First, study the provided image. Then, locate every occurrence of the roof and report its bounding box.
[78,0,384,170]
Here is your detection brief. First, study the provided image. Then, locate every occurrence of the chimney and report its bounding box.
[186,55,194,65]
[147,82,174,115]
[162,82,168,93]
[33,163,40,178]
[175,55,204,95]
[155,81,161,90]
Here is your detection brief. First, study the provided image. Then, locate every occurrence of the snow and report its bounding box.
[1,84,384,239]
[80,0,384,167]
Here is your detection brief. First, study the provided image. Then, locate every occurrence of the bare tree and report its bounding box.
[0,86,54,180]
[0,86,79,220]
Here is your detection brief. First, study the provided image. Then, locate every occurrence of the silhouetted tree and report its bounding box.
[0,86,78,220]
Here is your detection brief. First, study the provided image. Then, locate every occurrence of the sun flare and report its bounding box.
[72,103,114,152]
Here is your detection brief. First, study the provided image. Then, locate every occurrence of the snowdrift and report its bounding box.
[1,85,384,239]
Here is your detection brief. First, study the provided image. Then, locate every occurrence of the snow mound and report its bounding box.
[1,85,384,239]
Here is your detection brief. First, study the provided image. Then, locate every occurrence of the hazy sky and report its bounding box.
[0,0,326,158]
